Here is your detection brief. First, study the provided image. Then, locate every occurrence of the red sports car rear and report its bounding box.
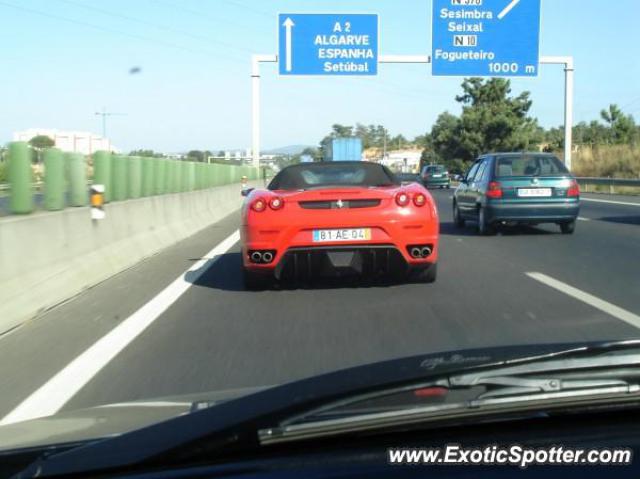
[240,162,439,288]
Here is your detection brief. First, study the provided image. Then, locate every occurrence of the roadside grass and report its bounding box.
[572,144,640,178]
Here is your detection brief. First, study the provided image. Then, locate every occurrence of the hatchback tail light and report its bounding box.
[486,181,503,199]
[395,192,410,207]
[567,179,580,197]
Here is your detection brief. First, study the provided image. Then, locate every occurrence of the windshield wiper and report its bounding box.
[259,352,640,445]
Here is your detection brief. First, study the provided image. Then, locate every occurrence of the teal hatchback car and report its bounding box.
[453,153,580,235]
[421,164,451,189]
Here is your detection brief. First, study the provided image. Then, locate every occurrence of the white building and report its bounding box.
[13,129,116,155]
[379,149,422,173]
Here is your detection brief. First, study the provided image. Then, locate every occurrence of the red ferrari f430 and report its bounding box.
[240,161,439,289]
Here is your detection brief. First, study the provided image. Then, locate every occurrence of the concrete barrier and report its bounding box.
[0,181,259,334]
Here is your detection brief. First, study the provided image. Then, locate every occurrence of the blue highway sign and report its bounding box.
[432,0,541,77]
[278,13,379,76]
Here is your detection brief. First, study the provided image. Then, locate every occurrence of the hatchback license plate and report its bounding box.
[517,188,552,198]
[313,228,371,242]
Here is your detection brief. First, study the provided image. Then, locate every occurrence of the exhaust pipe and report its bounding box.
[410,247,422,259]
[421,246,432,258]
[262,251,274,263]
[250,251,263,263]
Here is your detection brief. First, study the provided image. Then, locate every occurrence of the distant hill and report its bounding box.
[263,145,314,156]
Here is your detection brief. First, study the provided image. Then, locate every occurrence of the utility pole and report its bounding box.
[94,107,127,139]
[383,128,387,161]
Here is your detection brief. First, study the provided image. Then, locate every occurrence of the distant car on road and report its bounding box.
[421,164,451,189]
[240,161,439,289]
[453,152,580,235]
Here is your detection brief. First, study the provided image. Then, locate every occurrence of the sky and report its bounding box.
[1,0,639,153]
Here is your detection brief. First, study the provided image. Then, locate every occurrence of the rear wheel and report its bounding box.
[453,202,465,228]
[243,268,270,290]
[411,263,437,284]
[477,207,496,236]
[560,220,576,235]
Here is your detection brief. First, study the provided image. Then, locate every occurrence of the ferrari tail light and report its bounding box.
[486,181,503,199]
[567,179,580,197]
[269,197,284,210]
[250,198,267,212]
[413,193,427,207]
[395,192,410,206]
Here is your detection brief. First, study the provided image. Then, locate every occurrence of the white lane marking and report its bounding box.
[0,230,240,426]
[498,0,521,19]
[577,217,591,222]
[526,272,640,330]
[582,198,640,207]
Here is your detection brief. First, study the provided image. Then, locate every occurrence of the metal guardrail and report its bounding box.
[576,177,640,194]
[576,177,640,187]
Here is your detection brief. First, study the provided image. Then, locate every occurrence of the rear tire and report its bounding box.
[560,220,576,235]
[478,207,496,236]
[453,202,465,228]
[412,263,437,284]
[243,268,270,290]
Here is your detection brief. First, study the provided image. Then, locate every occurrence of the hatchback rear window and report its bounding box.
[495,155,569,177]
[424,165,446,173]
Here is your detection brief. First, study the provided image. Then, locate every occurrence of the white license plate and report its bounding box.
[517,188,552,198]
[312,228,371,242]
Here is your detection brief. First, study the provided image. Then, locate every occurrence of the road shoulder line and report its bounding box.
[0,230,240,426]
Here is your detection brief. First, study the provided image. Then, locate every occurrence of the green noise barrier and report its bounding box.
[8,142,34,214]
[43,148,65,211]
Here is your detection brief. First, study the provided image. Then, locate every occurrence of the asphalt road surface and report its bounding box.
[0,189,639,424]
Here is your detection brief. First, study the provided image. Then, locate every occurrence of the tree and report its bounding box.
[28,135,55,150]
[390,134,407,150]
[128,149,165,158]
[600,104,624,127]
[330,124,354,138]
[28,135,55,164]
[301,147,321,161]
[544,127,564,152]
[429,112,461,161]
[455,78,537,160]
[601,104,636,144]
[186,150,205,162]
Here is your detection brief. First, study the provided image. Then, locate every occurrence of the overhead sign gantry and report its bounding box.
[432,0,541,77]
[278,14,379,76]
[254,2,573,170]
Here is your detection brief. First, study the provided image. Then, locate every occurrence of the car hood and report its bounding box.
[2,340,636,461]
[0,386,270,453]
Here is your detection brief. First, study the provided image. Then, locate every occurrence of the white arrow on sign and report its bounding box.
[283,17,295,72]
[498,0,521,20]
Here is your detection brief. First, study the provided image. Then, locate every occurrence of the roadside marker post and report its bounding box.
[90,184,105,220]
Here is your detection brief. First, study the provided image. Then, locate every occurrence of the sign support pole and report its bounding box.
[251,55,574,170]
[251,54,277,168]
